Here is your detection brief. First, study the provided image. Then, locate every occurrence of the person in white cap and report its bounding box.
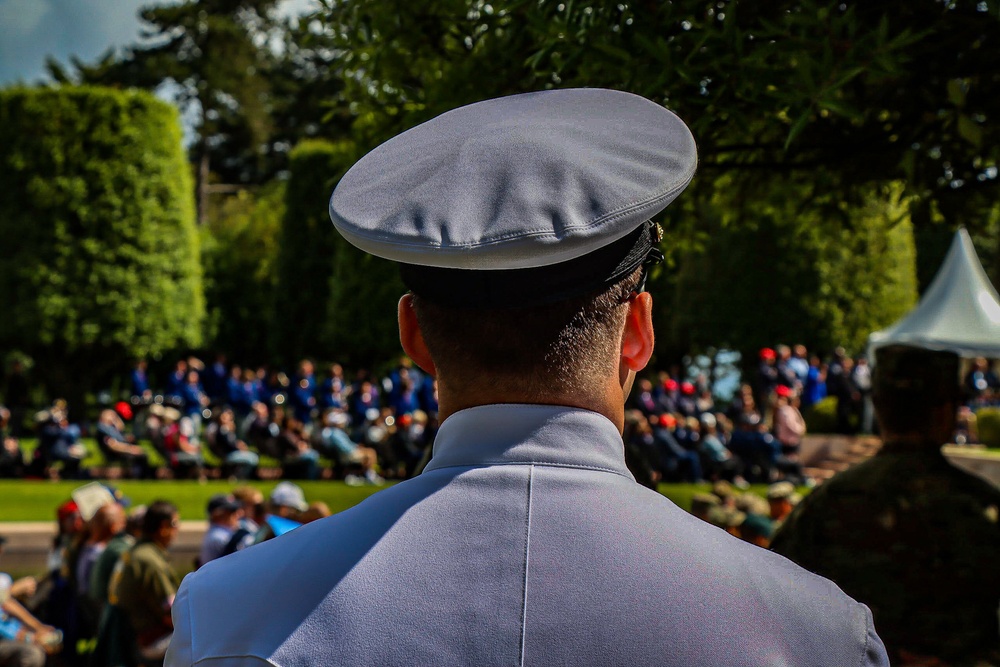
[250,482,306,544]
[167,89,887,667]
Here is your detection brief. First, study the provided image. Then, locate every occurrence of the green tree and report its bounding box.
[312,0,999,371]
[318,0,999,222]
[0,86,203,411]
[666,177,917,363]
[325,247,406,371]
[201,182,285,363]
[52,0,281,223]
[315,0,999,299]
[273,140,355,363]
[273,139,406,367]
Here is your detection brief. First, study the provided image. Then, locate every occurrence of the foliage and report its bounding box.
[807,184,918,352]
[804,397,839,435]
[273,140,355,363]
[664,177,917,362]
[293,0,991,366]
[51,0,283,221]
[32,0,1000,371]
[51,0,358,189]
[272,139,406,368]
[0,86,203,406]
[200,182,286,363]
[264,13,354,173]
[316,0,999,217]
[326,246,407,370]
[977,408,1000,448]
[315,0,1000,319]
[59,0,1000,223]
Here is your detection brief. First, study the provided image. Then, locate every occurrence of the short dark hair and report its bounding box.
[142,500,178,538]
[873,346,959,436]
[411,269,641,397]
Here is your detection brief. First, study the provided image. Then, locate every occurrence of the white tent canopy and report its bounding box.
[868,228,1000,358]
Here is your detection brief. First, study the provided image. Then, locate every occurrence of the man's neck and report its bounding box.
[437,385,626,433]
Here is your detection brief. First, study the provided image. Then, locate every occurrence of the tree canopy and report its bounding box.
[302,0,999,362]
[51,0,283,222]
[30,0,1000,377]
[316,0,999,214]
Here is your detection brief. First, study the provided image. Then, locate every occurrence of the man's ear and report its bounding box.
[398,294,437,377]
[621,291,654,372]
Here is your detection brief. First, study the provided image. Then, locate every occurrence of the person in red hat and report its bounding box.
[657,377,680,414]
[38,500,84,656]
[754,347,779,421]
[677,381,698,417]
[772,386,809,485]
[650,413,703,483]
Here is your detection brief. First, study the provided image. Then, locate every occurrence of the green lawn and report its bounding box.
[17,438,289,471]
[0,480,388,522]
[0,480,789,522]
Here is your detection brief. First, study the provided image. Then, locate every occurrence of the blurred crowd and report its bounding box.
[0,481,328,667]
[0,475,806,667]
[623,344,831,489]
[1,344,997,485]
[690,480,801,551]
[621,343,999,490]
[1,356,440,485]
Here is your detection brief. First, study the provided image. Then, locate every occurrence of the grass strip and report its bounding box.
[0,480,797,522]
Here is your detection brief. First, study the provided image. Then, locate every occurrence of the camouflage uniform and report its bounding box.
[772,346,1000,664]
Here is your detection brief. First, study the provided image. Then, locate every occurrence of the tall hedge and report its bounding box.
[326,233,407,370]
[201,182,284,364]
[273,140,354,363]
[275,139,405,367]
[666,177,918,362]
[0,86,203,406]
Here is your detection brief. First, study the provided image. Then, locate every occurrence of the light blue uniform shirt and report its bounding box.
[166,404,887,667]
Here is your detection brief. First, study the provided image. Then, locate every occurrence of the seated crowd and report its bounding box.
[0,356,439,485]
[1,345,997,485]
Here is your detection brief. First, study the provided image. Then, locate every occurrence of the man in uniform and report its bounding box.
[166,89,887,666]
[771,345,1000,664]
[112,500,180,665]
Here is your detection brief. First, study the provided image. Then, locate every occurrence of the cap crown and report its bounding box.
[330,88,696,270]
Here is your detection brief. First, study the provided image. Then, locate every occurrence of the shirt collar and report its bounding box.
[424,404,634,480]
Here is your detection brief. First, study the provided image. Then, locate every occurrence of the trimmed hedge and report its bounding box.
[0,86,203,398]
[272,140,356,363]
[274,140,405,367]
[977,408,1000,448]
[804,396,839,434]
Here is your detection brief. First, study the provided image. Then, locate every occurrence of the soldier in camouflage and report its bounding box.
[771,345,1000,665]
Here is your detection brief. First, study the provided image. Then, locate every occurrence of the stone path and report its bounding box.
[0,521,207,575]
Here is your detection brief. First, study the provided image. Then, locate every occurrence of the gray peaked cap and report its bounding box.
[329,88,697,307]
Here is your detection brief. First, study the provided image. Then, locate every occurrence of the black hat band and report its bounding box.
[400,221,661,308]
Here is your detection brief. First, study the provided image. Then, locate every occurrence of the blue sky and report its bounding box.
[0,0,149,85]
[0,0,315,86]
